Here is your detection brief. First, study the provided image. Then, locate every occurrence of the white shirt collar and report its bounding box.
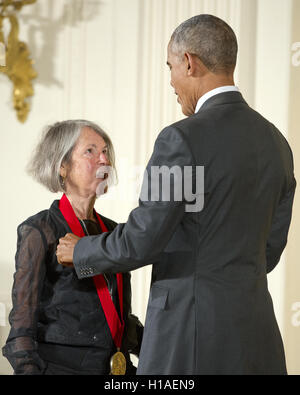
[194,86,239,113]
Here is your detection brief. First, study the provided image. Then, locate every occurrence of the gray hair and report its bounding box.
[27,119,117,193]
[170,14,238,74]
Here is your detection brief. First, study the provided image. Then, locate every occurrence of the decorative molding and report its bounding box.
[0,0,37,122]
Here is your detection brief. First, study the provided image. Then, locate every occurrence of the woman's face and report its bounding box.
[62,127,110,197]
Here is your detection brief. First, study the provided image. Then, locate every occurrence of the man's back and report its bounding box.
[137,91,295,374]
[181,91,295,277]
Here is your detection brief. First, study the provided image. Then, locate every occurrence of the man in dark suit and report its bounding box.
[57,14,296,374]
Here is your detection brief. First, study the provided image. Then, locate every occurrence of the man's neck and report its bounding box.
[192,74,236,114]
[196,75,235,99]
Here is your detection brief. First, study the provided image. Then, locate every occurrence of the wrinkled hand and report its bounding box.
[56,233,81,268]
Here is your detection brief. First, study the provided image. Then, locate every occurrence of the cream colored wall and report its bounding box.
[0,0,299,374]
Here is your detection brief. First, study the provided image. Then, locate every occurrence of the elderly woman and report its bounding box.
[2,120,143,375]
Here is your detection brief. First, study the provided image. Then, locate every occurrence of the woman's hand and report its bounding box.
[56,233,81,267]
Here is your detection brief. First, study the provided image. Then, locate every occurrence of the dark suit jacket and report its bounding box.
[73,91,296,374]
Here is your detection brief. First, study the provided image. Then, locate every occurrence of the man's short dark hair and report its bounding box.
[170,14,238,74]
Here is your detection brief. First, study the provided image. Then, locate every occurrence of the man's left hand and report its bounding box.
[56,233,81,267]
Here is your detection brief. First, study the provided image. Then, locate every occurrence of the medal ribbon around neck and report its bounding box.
[58,193,125,350]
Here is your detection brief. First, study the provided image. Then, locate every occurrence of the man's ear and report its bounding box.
[185,52,199,76]
[186,52,210,78]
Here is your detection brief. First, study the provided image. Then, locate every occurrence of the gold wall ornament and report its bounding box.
[0,0,37,123]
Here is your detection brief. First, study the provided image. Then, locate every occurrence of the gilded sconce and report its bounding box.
[0,0,37,123]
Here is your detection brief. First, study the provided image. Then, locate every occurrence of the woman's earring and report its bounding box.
[60,176,65,189]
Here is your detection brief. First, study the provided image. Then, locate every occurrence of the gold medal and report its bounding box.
[110,350,126,375]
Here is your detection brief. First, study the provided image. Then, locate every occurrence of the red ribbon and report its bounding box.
[58,193,124,349]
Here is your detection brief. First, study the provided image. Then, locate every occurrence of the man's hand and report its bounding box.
[56,233,81,268]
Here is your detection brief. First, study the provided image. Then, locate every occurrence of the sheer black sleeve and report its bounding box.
[2,223,47,375]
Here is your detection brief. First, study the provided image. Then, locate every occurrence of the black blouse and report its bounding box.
[2,200,143,375]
